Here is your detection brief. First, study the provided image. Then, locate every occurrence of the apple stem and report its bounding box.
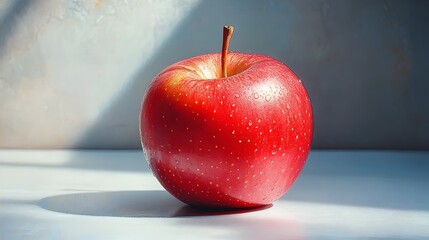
[221,26,234,78]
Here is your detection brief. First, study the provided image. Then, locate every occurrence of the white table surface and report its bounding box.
[1,150,428,240]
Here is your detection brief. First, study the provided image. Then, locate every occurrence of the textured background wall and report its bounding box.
[0,0,428,149]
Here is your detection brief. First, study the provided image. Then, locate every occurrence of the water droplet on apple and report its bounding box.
[248,120,253,126]
[235,94,240,98]
[253,93,259,99]
[265,95,271,102]
[271,150,277,155]
[231,103,236,107]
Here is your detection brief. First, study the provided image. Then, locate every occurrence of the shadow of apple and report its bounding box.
[37,190,270,218]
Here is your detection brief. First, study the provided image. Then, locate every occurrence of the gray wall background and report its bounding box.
[0,0,428,150]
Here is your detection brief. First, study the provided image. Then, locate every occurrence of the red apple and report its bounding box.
[140,26,312,208]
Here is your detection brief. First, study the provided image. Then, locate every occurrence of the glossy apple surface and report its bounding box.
[140,52,312,208]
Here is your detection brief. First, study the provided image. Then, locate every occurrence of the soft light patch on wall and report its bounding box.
[0,0,200,148]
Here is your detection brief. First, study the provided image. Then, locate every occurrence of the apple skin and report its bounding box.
[140,52,312,208]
